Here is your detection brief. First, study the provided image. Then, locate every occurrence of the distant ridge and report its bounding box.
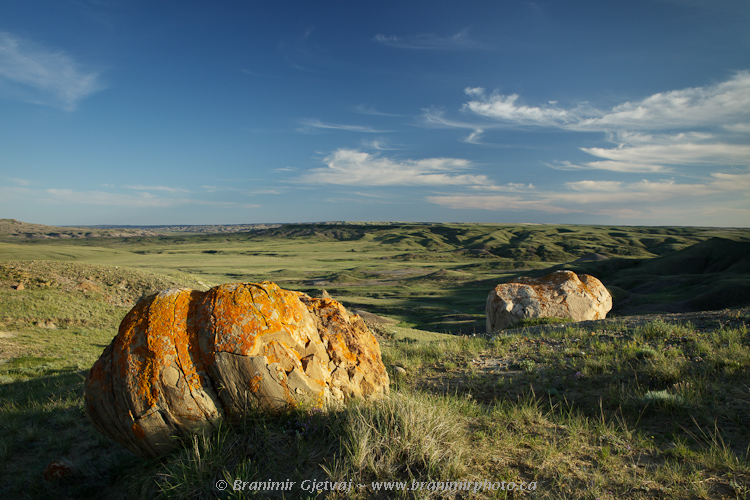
[0,219,280,239]
[570,238,750,314]
[79,223,281,233]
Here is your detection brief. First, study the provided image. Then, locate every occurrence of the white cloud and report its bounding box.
[459,72,750,174]
[427,173,749,220]
[554,130,750,173]
[555,179,716,204]
[566,180,624,192]
[374,30,486,50]
[463,88,580,127]
[246,188,283,195]
[45,188,182,207]
[464,129,485,145]
[124,185,191,194]
[0,31,104,110]
[0,185,261,210]
[550,160,670,173]
[353,104,403,117]
[301,148,491,187]
[7,177,32,186]
[463,72,750,132]
[360,138,403,151]
[421,106,482,130]
[468,182,535,192]
[582,142,750,167]
[724,123,750,134]
[708,171,750,192]
[202,185,284,196]
[426,194,578,214]
[464,87,485,97]
[578,72,750,130]
[297,119,389,134]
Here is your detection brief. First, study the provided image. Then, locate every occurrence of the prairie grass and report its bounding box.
[1,311,749,498]
[74,311,746,500]
[2,227,750,498]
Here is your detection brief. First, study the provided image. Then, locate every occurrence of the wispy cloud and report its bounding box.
[202,185,284,196]
[124,185,191,194]
[0,185,262,210]
[420,107,515,147]
[7,177,32,186]
[353,104,403,117]
[0,31,104,110]
[297,119,390,134]
[246,188,283,195]
[44,188,185,207]
[427,172,750,223]
[421,106,484,130]
[427,194,577,214]
[578,73,750,130]
[360,138,403,151]
[456,72,750,174]
[463,73,750,131]
[300,148,491,187]
[323,190,402,205]
[463,87,584,127]
[374,30,487,50]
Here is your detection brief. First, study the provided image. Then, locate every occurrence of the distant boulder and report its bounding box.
[85,281,389,458]
[486,270,612,332]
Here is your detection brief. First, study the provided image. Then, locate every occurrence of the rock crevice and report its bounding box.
[85,281,389,458]
[486,270,612,332]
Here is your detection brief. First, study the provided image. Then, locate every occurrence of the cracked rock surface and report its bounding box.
[84,282,389,458]
[486,270,613,332]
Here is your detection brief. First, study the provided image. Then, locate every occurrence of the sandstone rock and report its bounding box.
[486,270,612,332]
[84,281,389,458]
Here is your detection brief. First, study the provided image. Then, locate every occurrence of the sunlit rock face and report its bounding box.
[486,270,612,332]
[85,282,389,458]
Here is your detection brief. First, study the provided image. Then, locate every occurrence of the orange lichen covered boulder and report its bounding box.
[84,282,389,458]
[486,270,612,332]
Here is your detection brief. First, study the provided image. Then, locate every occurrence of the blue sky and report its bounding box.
[1,0,748,227]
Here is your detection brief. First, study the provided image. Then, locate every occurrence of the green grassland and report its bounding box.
[3,222,749,332]
[2,221,750,499]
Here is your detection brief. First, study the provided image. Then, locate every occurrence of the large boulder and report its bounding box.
[85,282,389,458]
[486,270,612,332]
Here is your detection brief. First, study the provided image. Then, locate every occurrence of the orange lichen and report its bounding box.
[132,421,145,440]
[248,373,262,393]
[85,281,389,459]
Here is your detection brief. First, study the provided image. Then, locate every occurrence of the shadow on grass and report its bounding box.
[0,369,141,499]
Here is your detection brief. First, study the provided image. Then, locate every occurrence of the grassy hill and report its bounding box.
[0,218,158,239]
[567,238,750,315]
[1,256,749,498]
[3,221,749,332]
[2,221,750,498]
